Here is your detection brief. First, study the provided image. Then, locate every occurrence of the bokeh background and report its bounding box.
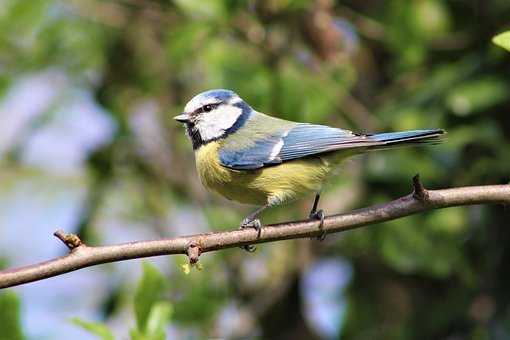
[1,0,509,339]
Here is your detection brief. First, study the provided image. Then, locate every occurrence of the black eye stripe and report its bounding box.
[194,103,220,115]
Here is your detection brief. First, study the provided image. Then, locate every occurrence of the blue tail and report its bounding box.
[369,129,445,148]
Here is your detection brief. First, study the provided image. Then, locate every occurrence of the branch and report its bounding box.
[1,175,509,289]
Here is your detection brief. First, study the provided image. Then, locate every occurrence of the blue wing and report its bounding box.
[219,123,444,170]
[218,134,284,170]
[277,124,374,160]
[219,124,370,170]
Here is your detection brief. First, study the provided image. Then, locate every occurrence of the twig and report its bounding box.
[1,177,509,289]
[412,174,429,202]
[53,230,83,250]
[186,242,201,264]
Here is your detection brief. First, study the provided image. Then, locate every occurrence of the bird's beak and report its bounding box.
[174,113,190,123]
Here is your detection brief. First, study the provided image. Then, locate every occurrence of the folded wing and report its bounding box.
[219,123,444,170]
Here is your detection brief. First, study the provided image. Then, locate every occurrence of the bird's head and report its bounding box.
[174,89,253,149]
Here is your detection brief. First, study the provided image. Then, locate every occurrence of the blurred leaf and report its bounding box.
[134,262,168,331]
[367,148,447,184]
[385,0,426,70]
[203,205,242,231]
[427,208,467,235]
[384,0,450,70]
[0,0,48,38]
[173,0,227,20]
[446,76,509,116]
[275,60,354,122]
[172,270,226,326]
[414,0,451,41]
[130,330,143,340]
[492,31,510,52]
[165,24,212,66]
[0,291,24,340]
[130,302,172,340]
[202,39,272,110]
[445,121,502,149]
[0,76,11,99]
[71,318,114,340]
[146,302,173,339]
[36,16,108,73]
[378,56,481,123]
[379,210,465,277]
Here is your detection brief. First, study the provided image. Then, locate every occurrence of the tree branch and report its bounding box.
[1,176,509,289]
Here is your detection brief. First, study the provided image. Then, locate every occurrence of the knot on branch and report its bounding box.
[54,230,83,250]
[186,242,202,264]
[412,174,429,202]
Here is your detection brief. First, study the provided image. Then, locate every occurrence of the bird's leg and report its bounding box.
[240,204,269,252]
[240,205,267,230]
[309,193,326,241]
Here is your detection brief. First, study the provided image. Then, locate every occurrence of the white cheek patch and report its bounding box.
[196,105,243,141]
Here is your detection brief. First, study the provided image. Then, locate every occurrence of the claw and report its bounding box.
[242,244,257,252]
[309,209,326,241]
[240,218,262,231]
[239,218,262,252]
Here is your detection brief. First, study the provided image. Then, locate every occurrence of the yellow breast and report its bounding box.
[194,141,333,206]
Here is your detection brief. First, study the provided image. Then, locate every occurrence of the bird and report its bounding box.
[174,89,444,250]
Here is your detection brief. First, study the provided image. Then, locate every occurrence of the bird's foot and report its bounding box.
[309,209,326,241]
[239,218,262,252]
[240,218,262,231]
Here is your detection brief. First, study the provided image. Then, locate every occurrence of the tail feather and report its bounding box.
[367,129,445,149]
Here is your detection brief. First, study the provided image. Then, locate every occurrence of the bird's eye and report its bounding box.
[203,104,213,112]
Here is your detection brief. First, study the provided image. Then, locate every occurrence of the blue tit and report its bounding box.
[174,89,444,239]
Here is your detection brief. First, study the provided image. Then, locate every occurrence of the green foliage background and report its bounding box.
[0,0,509,339]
